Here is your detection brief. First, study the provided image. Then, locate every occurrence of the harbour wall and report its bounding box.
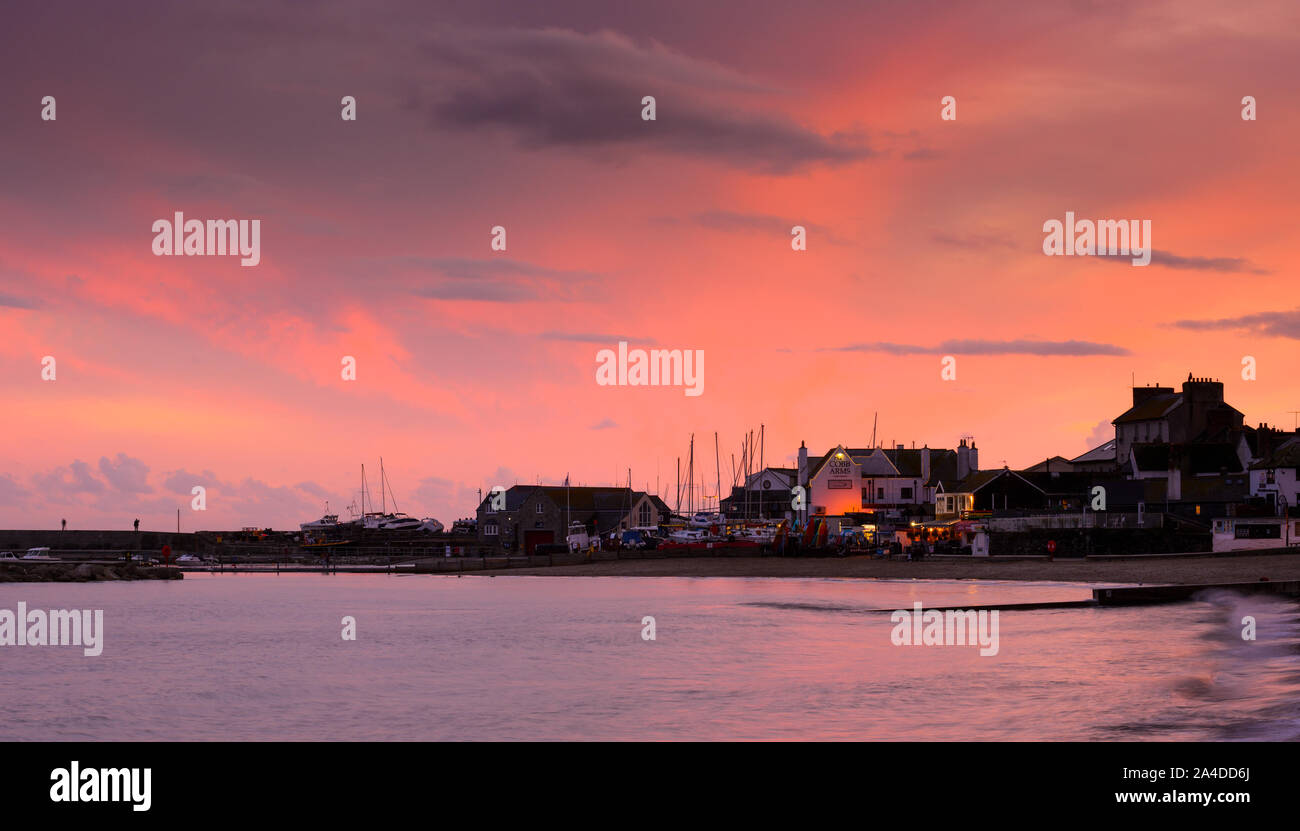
[0,529,202,553]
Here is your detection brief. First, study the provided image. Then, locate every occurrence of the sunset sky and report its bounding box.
[2,0,1298,531]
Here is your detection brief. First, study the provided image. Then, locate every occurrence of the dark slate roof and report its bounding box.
[1114,394,1182,424]
[476,484,539,512]
[1251,438,1300,470]
[1022,456,1074,473]
[1244,428,1300,460]
[952,468,1044,494]
[1071,439,1117,464]
[881,448,959,485]
[1018,471,1096,495]
[480,485,659,520]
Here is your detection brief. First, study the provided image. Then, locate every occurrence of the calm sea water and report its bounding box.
[2,574,1298,741]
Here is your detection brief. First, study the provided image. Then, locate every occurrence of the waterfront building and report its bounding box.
[719,467,798,520]
[1113,375,1244,467]
[1250,436,1300,516]
[795,440,969,524]
[475,485,670,553]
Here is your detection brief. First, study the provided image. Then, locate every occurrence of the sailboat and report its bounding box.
[358,458,425,530]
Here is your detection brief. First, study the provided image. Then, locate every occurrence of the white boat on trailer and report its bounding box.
[300,502,342,532]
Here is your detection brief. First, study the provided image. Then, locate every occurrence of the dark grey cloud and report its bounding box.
[422,28,874,173]
[590,418,618,430]
[826,339,1130,356]
[1151,250,1268,273]
[932,231,1017,250]
[540,331,643,343]
[402,256,600,303]
[693,211,829,235]
[414,282,543,302]
[1171,308,1300,340]
[0,474,30,505]
[903,148,943,161]
[654,211,843,244]
[0,291,41,309]
[1101,249,1268,273]
[163,469,230,494]
[98,453,153,494]
[33,460,106,497]
[294,481,331,499]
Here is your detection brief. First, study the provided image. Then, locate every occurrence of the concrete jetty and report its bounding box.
[1093,579,1300,606]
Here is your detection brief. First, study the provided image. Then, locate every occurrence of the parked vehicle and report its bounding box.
[22,547,57,560]
[0,551,17,560]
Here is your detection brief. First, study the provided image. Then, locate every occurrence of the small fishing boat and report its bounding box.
[300,502,342,532]
[565,522,591,552]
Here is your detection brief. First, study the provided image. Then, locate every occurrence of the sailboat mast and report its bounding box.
[688,434,695,515]
[715,432,721,517]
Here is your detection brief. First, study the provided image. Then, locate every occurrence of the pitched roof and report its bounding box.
[1251,437,1300,470]
[1018,471,1096,494]
[952,468,1045,494]
[808,446,960,486]
[481,485,660,517]
[1071,439,1117,464]
[1022,456,1074,473]
[1114,394,1182,424]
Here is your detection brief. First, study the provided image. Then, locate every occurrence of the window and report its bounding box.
[638,503,651,526]
[536,503,544,514]
[877,487,885,500]
[901,487,914,500]
[485,523,499,536]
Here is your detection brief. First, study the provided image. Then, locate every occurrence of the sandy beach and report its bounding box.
[480,551,1300,584]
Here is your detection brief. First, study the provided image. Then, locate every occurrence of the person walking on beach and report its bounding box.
[133,518,140,532]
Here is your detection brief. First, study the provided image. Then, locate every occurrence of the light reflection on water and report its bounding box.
[2,574,1297,741]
